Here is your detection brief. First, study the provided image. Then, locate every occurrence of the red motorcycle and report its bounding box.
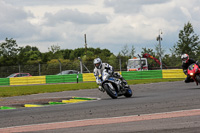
[187,63,200,85]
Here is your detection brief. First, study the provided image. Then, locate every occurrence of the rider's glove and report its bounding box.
[183,70,187,75]
[108,70,113,75]
[196,61,199,66]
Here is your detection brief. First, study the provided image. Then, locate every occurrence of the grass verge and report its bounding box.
[0,78,184,97]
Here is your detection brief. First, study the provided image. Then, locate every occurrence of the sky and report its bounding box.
[0,0,200,56]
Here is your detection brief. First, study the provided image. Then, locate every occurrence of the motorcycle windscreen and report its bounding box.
[188,63,195,70]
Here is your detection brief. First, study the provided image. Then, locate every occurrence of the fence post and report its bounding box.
[119,57,121,72]
[58,59,62,73]
[18,64,21,73]
[39,63,41,76]
[78,57,83,74]
[138,54,142,71]
[77,72,79,83]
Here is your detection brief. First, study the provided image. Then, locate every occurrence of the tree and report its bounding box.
[155,43,165,58]
[48,44,61,54]
[69,48,85,60]
[0,38,20,65]
[121,44,129,56]
[162,54,181,68]
[17,45,42,64]
[0,38,19,58]
[60,49,73,59]
[141,47,155,56]
[108,54,118,69]
[48,44,64,60]
[41,52,53,63]
[173,22,200,59]
[99,48,112,60]
[129,45,136,58]
[141,48,160,69]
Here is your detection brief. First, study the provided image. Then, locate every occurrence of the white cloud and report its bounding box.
[104,0,168,14]
[43,9,108,26]
[180,7,192,19]
[0,0,38,40]
[0,0,200,55]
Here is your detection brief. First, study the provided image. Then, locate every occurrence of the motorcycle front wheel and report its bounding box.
[103,83,118,99]
[124,87,132,98]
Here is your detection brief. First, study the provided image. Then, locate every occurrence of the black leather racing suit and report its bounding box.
[182,58,196,83]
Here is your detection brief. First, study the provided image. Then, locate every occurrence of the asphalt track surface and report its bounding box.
[0,81,200,132]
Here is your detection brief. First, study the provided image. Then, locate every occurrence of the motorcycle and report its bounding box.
[99,70,132,99]
[187,63,200,85]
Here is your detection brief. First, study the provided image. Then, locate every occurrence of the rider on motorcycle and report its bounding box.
[181,54,199,83]
[93,58,128,91]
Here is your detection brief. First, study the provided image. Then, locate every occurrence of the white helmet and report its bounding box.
[181,54,189,63]
[94,58,102,69]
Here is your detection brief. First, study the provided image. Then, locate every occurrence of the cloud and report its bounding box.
[43,9,108,26]
[3,0,92,6]
[1,0,200,55]
[0,0,38,39]
[104,0,168,14]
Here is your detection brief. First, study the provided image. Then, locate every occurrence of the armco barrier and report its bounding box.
[122,70,163,80]
[82,73,96,82]
[9,76,46,86]
[0,78,9,86]
[46,74,83,84]
[82,72,122,82]
[162,69,186,78]
[0,69,185,86]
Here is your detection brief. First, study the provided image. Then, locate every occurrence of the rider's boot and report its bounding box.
[115,73,129,88]
[98,86,105,92]
[122,79,129,88]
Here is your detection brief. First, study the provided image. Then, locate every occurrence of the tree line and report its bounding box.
[0,21,200,75]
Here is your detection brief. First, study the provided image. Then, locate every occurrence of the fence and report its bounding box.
[0,57,182,78]
[0,63,80,78]
[0,69,186,86]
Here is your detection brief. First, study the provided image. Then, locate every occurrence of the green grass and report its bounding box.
[0,78,184,97]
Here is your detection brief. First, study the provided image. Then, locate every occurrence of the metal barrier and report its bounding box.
[0,69,185,86]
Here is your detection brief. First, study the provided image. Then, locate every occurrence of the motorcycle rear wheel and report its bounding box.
[196,75,200,83]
